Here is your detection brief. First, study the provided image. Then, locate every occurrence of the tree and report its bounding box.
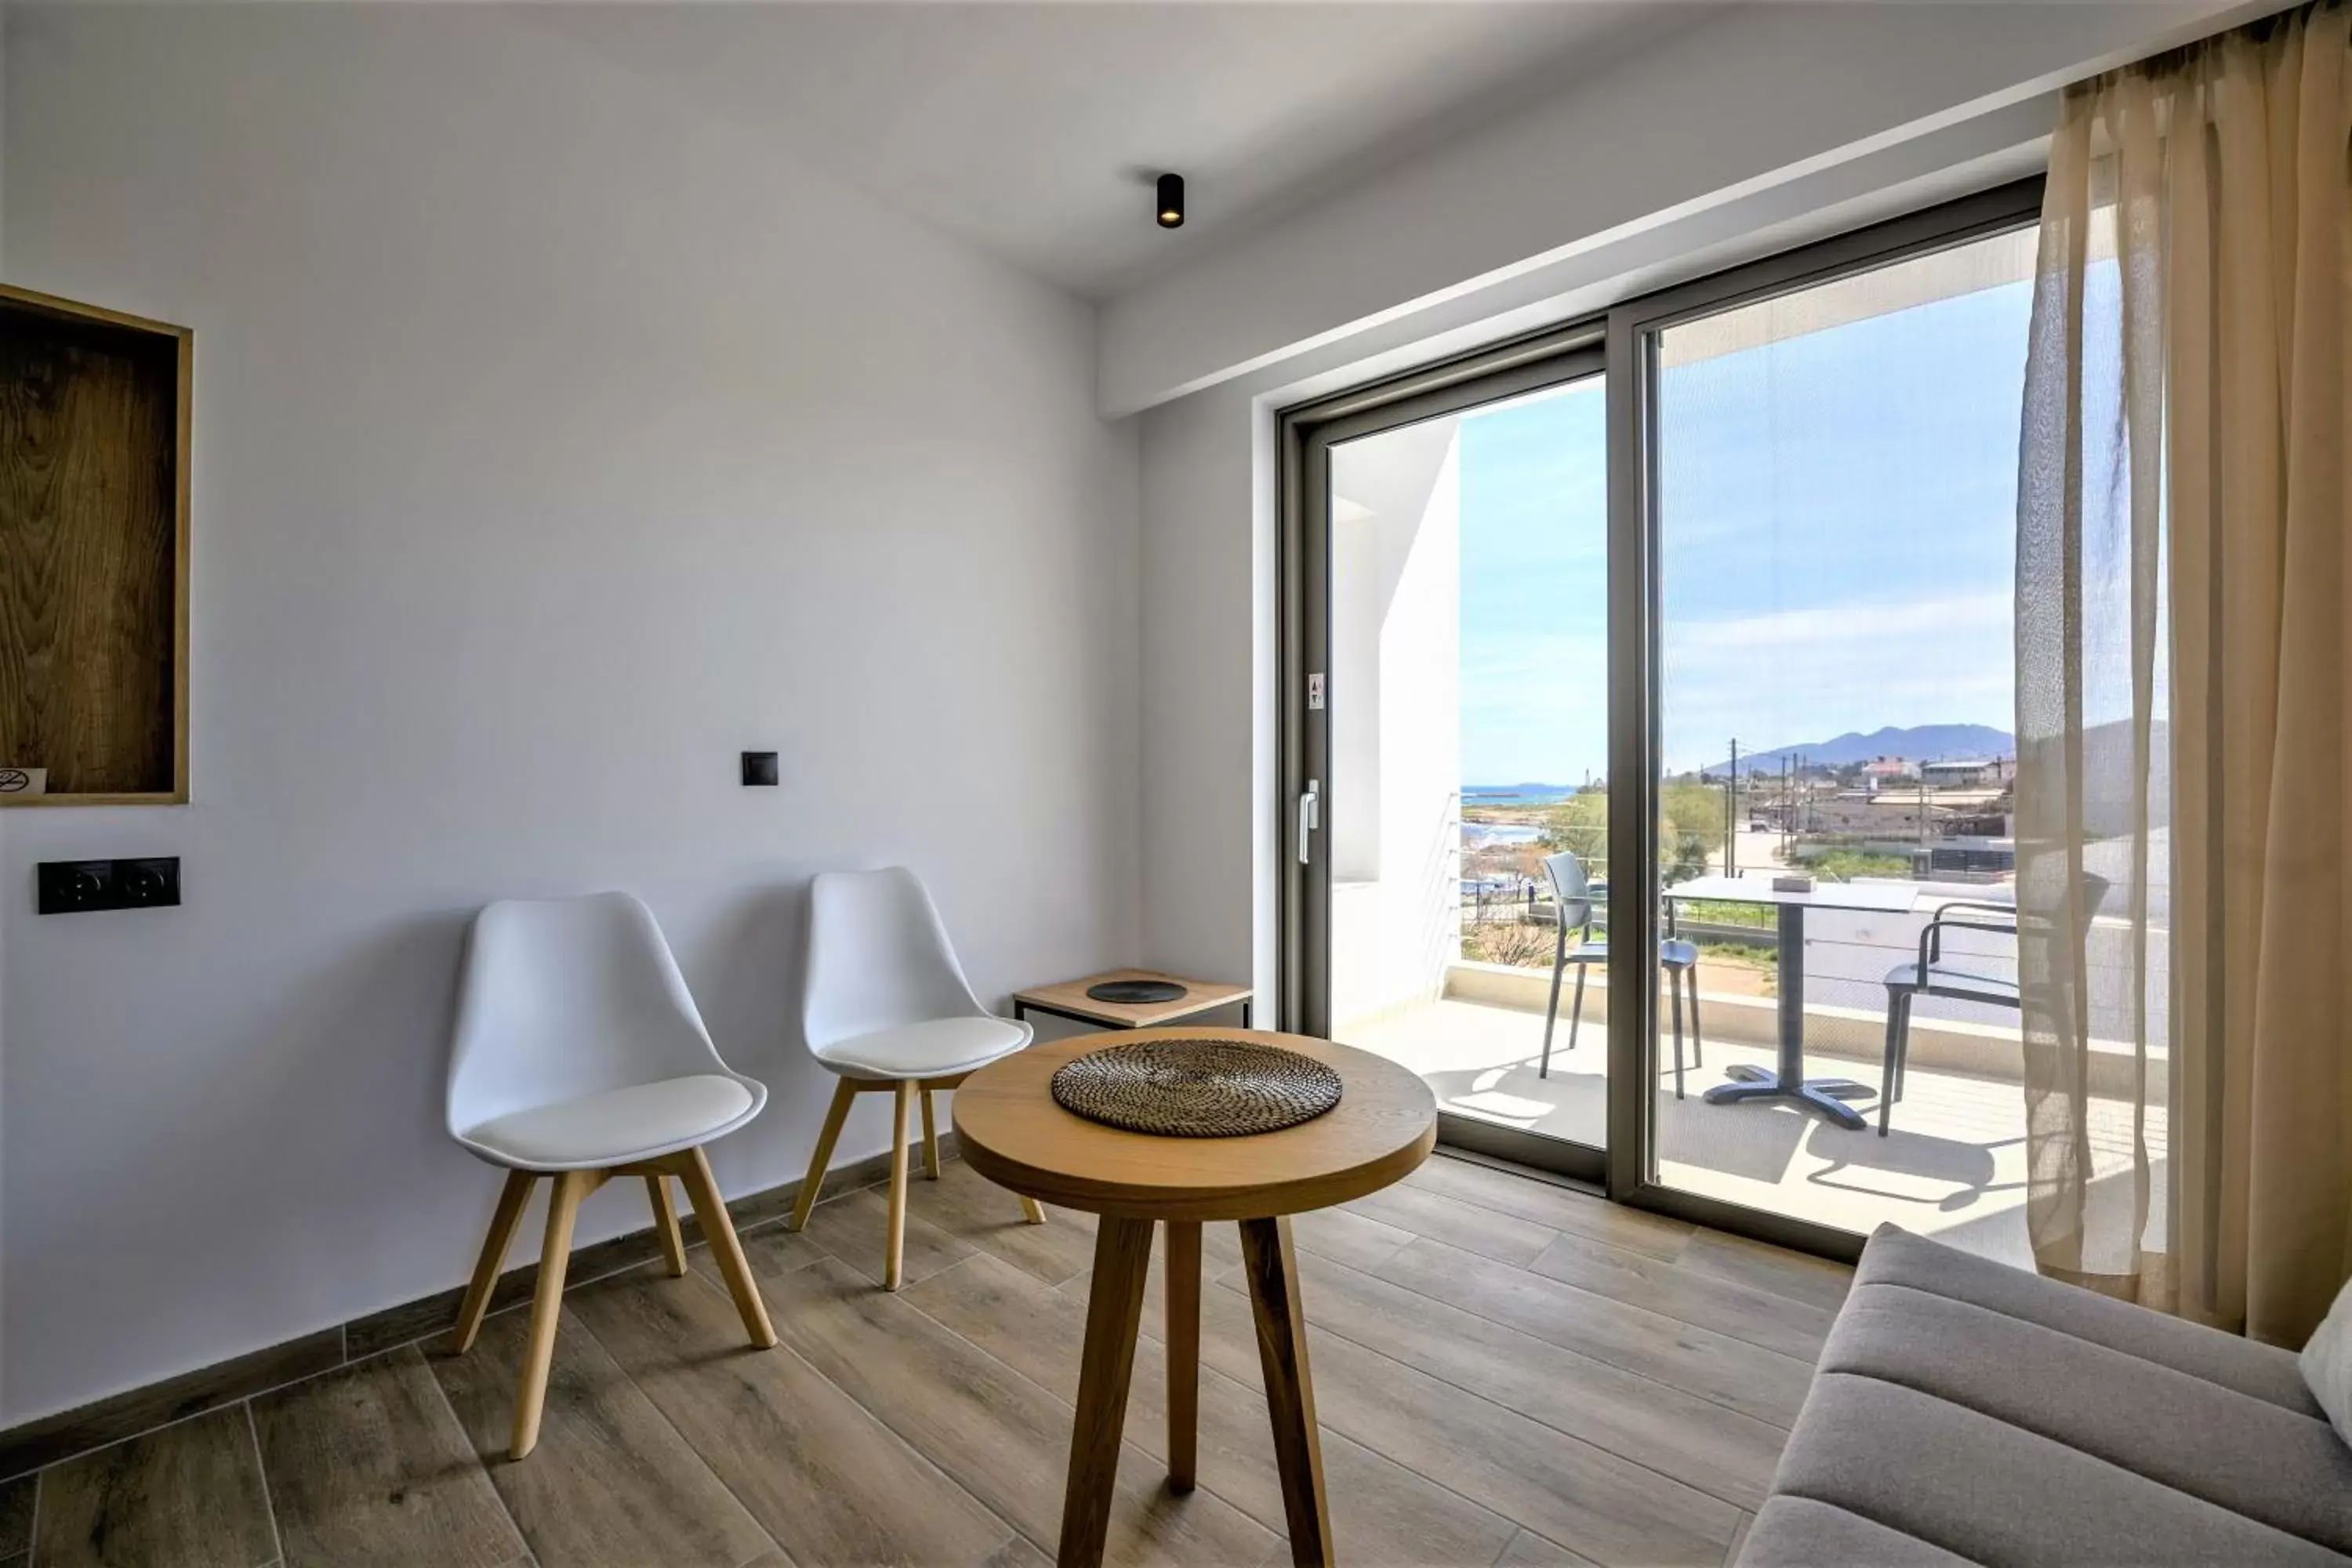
[1537,791,1609,860]
[1537,782,1727,884]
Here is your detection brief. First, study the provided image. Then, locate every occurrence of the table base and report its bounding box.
[1060,1214,1330,1567]
[1702,1065,1874,1131]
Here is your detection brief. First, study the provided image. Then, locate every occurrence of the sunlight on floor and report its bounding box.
[1339,996,2165,1270]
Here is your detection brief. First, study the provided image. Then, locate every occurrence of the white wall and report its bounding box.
[1134,387,1272,996]
[0,3,1139,1426]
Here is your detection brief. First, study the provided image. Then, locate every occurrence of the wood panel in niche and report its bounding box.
[0,285,191,804]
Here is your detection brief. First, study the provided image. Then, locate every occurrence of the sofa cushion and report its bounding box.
[1821,1280,2352,1552]
[1738,1497,1980,1567]
[1769,1371,2348,1566]
[2303,1271,2352,1446]
[1856,1223,2319,1415]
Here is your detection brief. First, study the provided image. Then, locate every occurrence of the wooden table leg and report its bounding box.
[1058,1216,1154,1567]
[1165,1220,1201,1492]
[1238,1216,1334,1568]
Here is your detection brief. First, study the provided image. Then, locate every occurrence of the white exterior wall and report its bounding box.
[1330,431,1461,1030]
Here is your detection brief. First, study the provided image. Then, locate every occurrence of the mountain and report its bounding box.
[1701,724,2014,778]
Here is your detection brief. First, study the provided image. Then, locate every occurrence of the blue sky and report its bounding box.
[1460,272,2033,785]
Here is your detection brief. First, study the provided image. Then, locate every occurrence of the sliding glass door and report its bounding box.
[1605,180,2062,1258]
[1287,178,2083,1259]
[1287,332,1610,1179]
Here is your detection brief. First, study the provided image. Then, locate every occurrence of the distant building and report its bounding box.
[1813,792,1940,833]
[1921,757,2016,787]
[1860,756,1916,791]
[1808,786,2012,837]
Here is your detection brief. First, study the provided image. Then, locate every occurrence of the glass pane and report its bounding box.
[1327,376,1609,1152]
[1644,227,2143,1263]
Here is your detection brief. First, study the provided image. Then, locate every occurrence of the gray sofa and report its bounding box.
[1738,1224,2352,1566]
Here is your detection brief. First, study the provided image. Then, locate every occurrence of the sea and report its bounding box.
[1462,785,1581,808]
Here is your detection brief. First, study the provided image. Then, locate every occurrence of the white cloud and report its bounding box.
[1662,590,2012,770]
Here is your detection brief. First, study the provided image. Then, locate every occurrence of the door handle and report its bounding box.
[1298,779,1321,866]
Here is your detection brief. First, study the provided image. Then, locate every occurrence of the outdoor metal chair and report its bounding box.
[1878,876,2107,1136]
[1538,850,1703,1097]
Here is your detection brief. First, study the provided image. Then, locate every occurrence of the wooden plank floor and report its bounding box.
[7,1152,1848,1567]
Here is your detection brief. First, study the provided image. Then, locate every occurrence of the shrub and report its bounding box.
[1462,922,1557,969]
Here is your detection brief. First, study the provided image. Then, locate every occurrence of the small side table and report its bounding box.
[953,1029,1436,1567]
[1011,968,1252,1031]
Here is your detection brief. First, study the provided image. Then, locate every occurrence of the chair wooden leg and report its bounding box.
[1019,1195,1048,1225]
[644,1173,688,1277]
[886,1082,914,1291]
[511,1167,592,1460]
[789,1076,858,1232]
[920,1087,942,1180]
[453,1169,534,1354]
[677,1145,777,1347]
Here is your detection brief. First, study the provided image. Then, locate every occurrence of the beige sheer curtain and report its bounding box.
[2016,0,2351,1344]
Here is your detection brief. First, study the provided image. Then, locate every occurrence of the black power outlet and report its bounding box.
[118,858,180,908]
[36,861,114,914]
[36,857,180,915]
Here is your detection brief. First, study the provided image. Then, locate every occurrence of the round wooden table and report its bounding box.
[953,1028,1437,1568]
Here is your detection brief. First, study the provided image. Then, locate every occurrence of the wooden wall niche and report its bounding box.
[1,285,191,805]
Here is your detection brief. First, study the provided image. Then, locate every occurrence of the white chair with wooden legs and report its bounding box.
[443,892,778,1460]
[789,866,1044,1290]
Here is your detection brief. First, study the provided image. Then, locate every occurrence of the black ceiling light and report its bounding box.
[1156,172,1185,230]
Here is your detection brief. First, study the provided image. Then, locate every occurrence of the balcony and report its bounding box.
[1338,893,2165,1267]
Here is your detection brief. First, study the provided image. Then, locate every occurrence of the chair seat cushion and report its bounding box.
[459,1074,758,1170]
[815,1015,1031,1079]
[1884,960,2020,1004]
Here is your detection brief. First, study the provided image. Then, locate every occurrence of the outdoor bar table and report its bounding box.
[1664,874,1924,1130]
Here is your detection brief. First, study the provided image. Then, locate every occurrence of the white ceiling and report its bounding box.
[532,3,1717,299]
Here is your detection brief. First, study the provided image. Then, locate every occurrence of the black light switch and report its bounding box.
[741,751,779,786]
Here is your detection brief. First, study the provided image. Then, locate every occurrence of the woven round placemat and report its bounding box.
[1050,1037,1342,1138]
[1087,978,1189,1005]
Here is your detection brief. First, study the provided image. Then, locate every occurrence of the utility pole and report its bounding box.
[1726,739,1740,877]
